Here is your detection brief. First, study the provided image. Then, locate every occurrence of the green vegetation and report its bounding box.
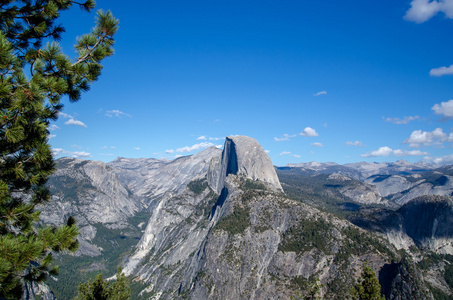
[0,0,117,297]
[428,284,453,300]
[350,263,385,300]
[214,205,250,235]
[279,218,332,254]
[339,227,396,262]
[75,268,130,300]
[196,192,218,218]
[129,281,153,300]
[187,178,209,195]
[47,212,148,300]
[242,178,266,190]
[418,253,453,297]
[277,172,356,217]
[290,278,324,300]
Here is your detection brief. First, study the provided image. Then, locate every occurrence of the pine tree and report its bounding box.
[75,268,130,300]
[0,1,118,298]
[351,262,385,300]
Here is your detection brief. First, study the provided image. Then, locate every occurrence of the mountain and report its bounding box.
[42,158,143,257]
[108,146,222,200]
[38,136,453,299]
[119,136,415,299]
[286,160,436,181]
[350,195,453,255]
[365,168,453,205]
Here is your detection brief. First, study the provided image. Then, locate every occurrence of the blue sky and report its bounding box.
[49,0,453,166]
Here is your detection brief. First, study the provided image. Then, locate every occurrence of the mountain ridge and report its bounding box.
[39,136,453,299]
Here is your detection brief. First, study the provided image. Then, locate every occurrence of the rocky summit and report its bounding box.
[38,136,453,300]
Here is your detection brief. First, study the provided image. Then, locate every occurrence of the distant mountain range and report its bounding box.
[287,159,438,179]
[31,137,453,300]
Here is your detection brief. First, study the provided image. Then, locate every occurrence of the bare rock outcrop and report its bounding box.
[208,136,283,194]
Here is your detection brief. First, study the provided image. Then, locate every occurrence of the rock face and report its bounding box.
[399,196,453,254]
[40,136,453,299]
[287,160,436,180]
[44,157,140,228]
[118,137,429,299]
[109,146,222,200]
[350,196,453,254]
[42,158,143,256]
[208,136,283,194]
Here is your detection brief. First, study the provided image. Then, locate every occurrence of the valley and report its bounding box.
[37,136,453,299]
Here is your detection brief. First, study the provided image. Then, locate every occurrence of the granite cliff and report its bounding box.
[38,136,453,299]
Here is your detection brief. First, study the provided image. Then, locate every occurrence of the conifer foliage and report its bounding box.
[351,263,385,300]
[75,268,130,300]
[0,1,118,298]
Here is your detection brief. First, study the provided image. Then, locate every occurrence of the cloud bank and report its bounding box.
[300,127,319,137]
[432,99,453,119]
[384,116,420,124]
[65,119,87,127]
[345,141,364,147]
[274,134,297,142]
[404,0,453,23]
[430,64,453,76]
[105,110,131,118]
[52,148,92,158]
[361,146,429,157]
[403,128,453,147]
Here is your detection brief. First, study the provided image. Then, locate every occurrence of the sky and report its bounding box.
[49,0,453,166]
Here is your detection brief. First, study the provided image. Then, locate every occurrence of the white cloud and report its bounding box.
[65,119,87,127]
[134,147,141,150]
[72,151,91,158]
[314,91,327,96]
[105,110,131,118]
[425,153,453,165]
[49,134,56,139]
[52,148,91,158]
[165,149,175,154]
[197,136,207,140]
[52,148,65,156]
[345,141,364,147]
[173,142,216,153]
[403,128,451,147]
[71,144,82,149]
[300,127,319,137]
[394,149,430,156]
[311,142,324,147]
[404,0,453,23]
[361,146,429,157]
[430,64,453,76]
[265,150,270,153]
[48,125,60,131]
[59,112,73,119]
[432,99,453,119]
[362,146,393,157]
[384,116,420,124]
[274,134,296,142]
[279,151,300,158]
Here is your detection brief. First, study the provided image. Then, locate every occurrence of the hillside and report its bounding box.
[36,136,453,299]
